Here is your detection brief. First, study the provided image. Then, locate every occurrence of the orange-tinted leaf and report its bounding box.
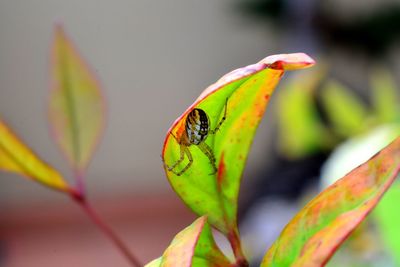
[162,53,315,235]
[0,119,71,192]
[261,137,400,267]
[49,25,105,174]
[145,216,231,267]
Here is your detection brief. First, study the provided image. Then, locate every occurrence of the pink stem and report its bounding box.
[73,170,86,196]
[73,196,142,267]
[228,228,249,267]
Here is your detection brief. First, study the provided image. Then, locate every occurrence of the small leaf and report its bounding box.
[145,216,231,267]
[370,67,400,123]
[277,67,333,158]
[0,119,71,192]
[162,53,315,235]
[321,80,369,138]
[261,137,400,267]
[49,24,105,174]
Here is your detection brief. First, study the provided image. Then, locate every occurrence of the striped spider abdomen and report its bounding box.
[185,108,210,145]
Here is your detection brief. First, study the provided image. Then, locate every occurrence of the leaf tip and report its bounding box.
[262,53,316,71]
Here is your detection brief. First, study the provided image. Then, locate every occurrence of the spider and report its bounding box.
[163,99,228,176]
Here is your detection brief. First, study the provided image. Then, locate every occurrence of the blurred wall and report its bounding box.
[0,0,277,205]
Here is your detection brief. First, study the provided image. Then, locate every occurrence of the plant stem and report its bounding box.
[228,228,249,267]
[73,195,142,267]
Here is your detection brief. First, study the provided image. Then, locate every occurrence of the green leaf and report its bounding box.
[321,80,369,138]
[277,67,334,158]
[0,119,72,193]
[261,137,400,267]
[373,181,400,265]
[162,53,315,236]
[370,67,400,124]
[48,24,105,175]
[145,216,231,267]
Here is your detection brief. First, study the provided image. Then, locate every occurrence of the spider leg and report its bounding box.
[172,146,193,176]
[198,142,217,174]
[163,143,185,172]
[210,98,228,134]
[169,131,178,141]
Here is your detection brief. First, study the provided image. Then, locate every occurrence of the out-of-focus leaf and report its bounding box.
[0,119,71,192]
[49,25,105,174]
[162,53,315,236]
[321,80,369,138]
[277,67,333,158]
[145,216,231,267]
[261,137,400,267]
[370,67,400,124]
[321,124,400,188]
[145,258,162,267]
[373,181,400,266]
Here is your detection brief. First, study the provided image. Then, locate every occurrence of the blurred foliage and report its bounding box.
[235,0,400,56]
[321,125,400,267]
[277,63,400,265]
[262,137,400,266]
[49,25,105,176]
[276,66,399,159]
[276,68,334,159]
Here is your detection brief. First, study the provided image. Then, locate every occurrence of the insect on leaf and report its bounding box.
[261,137,400,267]
[145,216,231,267]
[49,24,105,175]
[162,53,315,235]
[0,119,71,192]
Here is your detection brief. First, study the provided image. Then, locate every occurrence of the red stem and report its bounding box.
[73,196,142,267]
[228,228,249,267]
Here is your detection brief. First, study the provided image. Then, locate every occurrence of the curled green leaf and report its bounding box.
[162,53,315,237]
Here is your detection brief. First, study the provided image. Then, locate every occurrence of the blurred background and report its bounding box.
[0,0,399,266]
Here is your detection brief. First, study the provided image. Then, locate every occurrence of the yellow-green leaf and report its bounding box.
[321,80,369,138]
[261,137,400,267]
[145,216,231,267]
[162,53,315,236]
[277,67,333,158]
[49,25,105,174]
[0,119,71,192]
[370,67,400,124]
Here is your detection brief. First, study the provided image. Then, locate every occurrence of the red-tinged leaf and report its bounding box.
[145,216,231,267]
[49,25,105,175]
[261,137,400,267]
[162,53,315,236]
[0,119,71,192]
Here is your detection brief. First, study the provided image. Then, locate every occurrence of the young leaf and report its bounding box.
[145,216,231,267]
[162,53,315,236]
[49,25,105,175]
[320,81,369,138]
[370,67,400,124]
[261,137,400,267]
[0,119,71,192]
[276,67,333,159]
